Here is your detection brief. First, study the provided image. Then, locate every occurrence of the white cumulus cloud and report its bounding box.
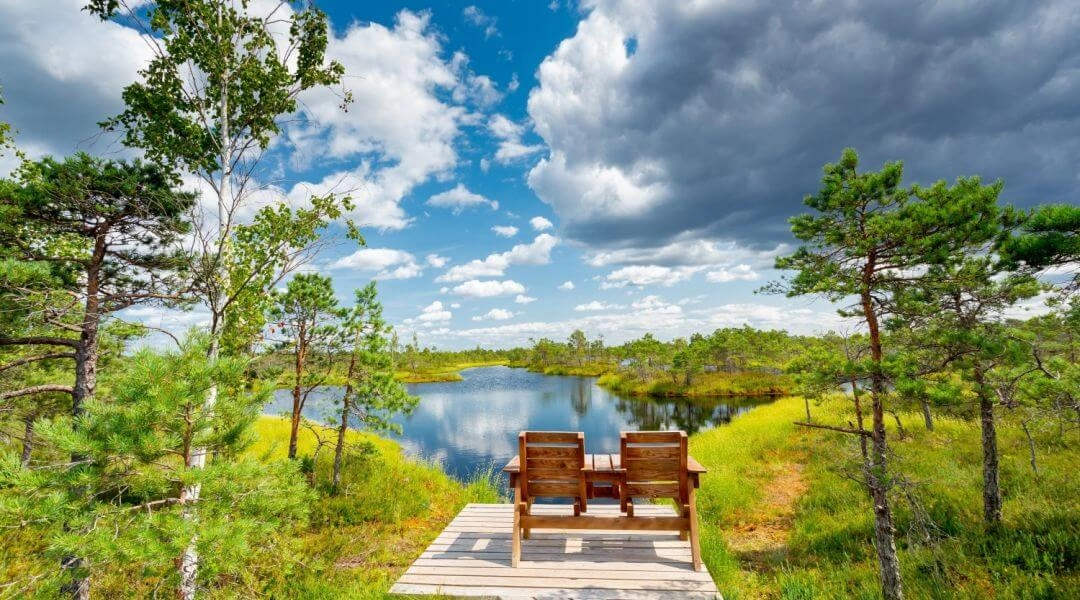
[602,265,701,288]
[530,216,554,231]
[452,280,526,298]
[404,300,453,325]
[472,308,515,321]
[437,234,558,282]
[427,183,499,214]
[705,264,760,283]
[284,10,493,231]
[574,300,625,312]
[491,225,519,237]
[490,114,545,164]
[329,248,423,280]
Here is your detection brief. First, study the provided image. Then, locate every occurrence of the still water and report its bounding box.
[266,365,775,481]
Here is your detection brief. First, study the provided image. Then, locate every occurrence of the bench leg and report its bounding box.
[688,488,703,572]
[523,497,534,539]
[512,481,522,567]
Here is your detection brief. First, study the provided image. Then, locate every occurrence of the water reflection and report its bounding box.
[266,366,775,481]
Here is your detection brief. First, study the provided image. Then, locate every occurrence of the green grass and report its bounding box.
[530,363,612,377]
[230,417,503,598]
[689,395,1079,599]
[599,370,792,397]
[394,360,508,383]
[264,360,510,387]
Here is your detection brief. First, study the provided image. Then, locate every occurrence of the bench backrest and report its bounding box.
[518,431,586,502]
[619,431,689,504]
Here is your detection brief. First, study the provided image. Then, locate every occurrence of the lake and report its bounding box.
[266,365,776,481]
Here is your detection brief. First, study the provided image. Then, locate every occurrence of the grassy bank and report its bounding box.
[267,360,509,386]
[512,361,612,377]
[599,370,792,397]
[238,417,503,597]
[395,360,509,383]
[689,395,1078,598]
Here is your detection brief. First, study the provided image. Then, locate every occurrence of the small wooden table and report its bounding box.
[503,453,707,498]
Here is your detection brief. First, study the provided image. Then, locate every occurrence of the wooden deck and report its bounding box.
[390,503,721,599]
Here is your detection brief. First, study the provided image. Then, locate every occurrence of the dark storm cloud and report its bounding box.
[527,0,1080,251]
[0,1,149,162]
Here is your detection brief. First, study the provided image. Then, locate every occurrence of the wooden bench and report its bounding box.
[505,430,706,571]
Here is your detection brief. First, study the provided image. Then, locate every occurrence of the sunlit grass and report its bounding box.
[236,417,504,598]
[394,360,509,383]
[690,395,1079,599]
[600,370,792,397]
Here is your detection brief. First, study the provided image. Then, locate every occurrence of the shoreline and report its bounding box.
[399,363,793,398]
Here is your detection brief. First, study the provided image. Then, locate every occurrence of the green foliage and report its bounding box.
[269,273,341,353]
[0,88,18,160]
[771,148,1004,306]
[0,335,312,593]
[337,283,418,435]
[3,152,193,295]
[999,203,1080,296]
[237,417,502,599]
[221,194,358,355]
[267,272,341,458]
[598,370,791,397]
[88,0,344,176]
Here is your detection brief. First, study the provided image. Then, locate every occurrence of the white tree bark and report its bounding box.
[178,39,231,595]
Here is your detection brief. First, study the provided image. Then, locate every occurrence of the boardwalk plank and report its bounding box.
[390,503,721,599]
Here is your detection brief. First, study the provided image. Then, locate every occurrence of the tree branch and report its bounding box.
[0,336,80,349]
[0,352,77,374]
[0,385,75,401]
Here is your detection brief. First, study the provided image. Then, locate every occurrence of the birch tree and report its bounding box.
[85,2,352,596]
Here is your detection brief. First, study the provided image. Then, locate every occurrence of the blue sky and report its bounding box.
[1,1,1076,348]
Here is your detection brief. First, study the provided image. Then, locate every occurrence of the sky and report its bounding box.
[1,0,1077,349]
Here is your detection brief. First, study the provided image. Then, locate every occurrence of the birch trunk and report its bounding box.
[178,41,231,593]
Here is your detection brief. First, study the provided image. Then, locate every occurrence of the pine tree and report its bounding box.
[268,274,341,460]
[0,335,311,594]
[767,148,1006,600]
[331,283,417,492]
